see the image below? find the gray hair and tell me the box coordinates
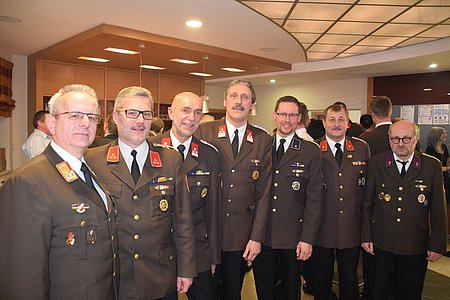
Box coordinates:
[224,79,256,104]
[48,84,98,115]
[114,86,154,110]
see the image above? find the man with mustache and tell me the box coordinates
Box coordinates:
[86,86,196,299]
[149,92,221,300]
[312,103,370,300]
[196,79,272,300]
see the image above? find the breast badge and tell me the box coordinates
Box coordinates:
[384,194,391,202]
[86,229,97,244]
[201,188,208,198]
[66,232,75,246]
[72,202,90,214]
[159,199,169,212]
[292,181,301,191]
[417,193,426,204]
[252,171,259,180]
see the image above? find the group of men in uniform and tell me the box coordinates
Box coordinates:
[0,79,447,300]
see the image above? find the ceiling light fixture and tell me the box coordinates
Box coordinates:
[190,72,212,77]
[428,63,438,68]
[222,67,246,73]
[104,47,138,55]
[186,20,203,28]
[140,65,166,70]
[270,79,276,83]
[78,56,110,63]
[423,88,432,91]
[170,58,199,64]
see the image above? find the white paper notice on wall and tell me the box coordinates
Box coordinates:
[433,104,449,125]
[400,105,415,123]
[418,105,433,125]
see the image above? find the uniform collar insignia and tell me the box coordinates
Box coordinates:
[246,129,254,143]
[191,142,199,158]
[218,125,227,138]
[345,139,355,151]
[150,151,162,167]
[386,153,394,168]
[291,137,301,150]
[107,145,120,163]
[161,137,171,146]
[320,140,328,152]
[56,161,78,182]
[411,153,421,169]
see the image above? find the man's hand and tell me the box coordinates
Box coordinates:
[296,241,312,261]
[177,277,193,293]
[211,264,216,275]
[361,242,374,255]
[427,251,442,262]
[242,240,261,262]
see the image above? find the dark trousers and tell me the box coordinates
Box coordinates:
[156,290,177,300]
[217,250,247,300]
[312,246,360,300]
[361,247,374,299]
[371,247,428,300]
[253,245,302,300]
[187,269,215,300]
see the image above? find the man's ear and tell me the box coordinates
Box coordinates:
[46,115,57,136]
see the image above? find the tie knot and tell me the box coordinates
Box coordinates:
[131,150,137,158]
[80,162,88,172]
[396,159,408,166]
[234,129,239,136]
[177,144,186,153]
[279,139,286,146]
[335,143,342,149]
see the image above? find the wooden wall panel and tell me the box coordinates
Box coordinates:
[159,75,183,104]
[105,69,139,99]
[75,66,105,99]
[141,73,158,100]
[43,62,76,95]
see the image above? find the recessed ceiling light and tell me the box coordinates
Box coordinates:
[186,20,203,28]
[104,47,138,55]
[0,15,21,23]
[260,47,277,52]
[221,67,245,73]
[78,56,110,63]
[189,72,212,77]
[428,63,438,68]
[423,88,432,91]
[270,79,276,83]
[170,58,199,65]
[139,65,166,70]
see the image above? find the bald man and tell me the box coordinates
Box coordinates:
[150,92,222,300]
[362,120,447,300]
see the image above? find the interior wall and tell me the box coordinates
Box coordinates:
[206,77,368,132]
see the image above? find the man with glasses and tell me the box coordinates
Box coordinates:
[0,84,119,299]
[150,92,221,300]
[361,120,447,300]
[86,86,196,299]
[195,79,272,300]
[312,103,370,300]
[252,96,322,300]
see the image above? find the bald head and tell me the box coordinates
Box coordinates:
[168,92,203,142]
[389,120,418,160]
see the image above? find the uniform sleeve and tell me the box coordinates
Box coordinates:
[428,161,448,255]
[205,152,222,265]
[300,146,323,244]
[173,162,198,277]
[361,158,376,243]
[250,134,272,243]
[0,175,52,300]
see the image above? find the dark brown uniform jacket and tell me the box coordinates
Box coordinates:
[360,124,391,156]
[0,146,119,300]
[361,151,447,255]
[315,136,370,249]
[195,119,272,251]
[267,135,323,248]
[86,140,196,299]
[149,133,222,272]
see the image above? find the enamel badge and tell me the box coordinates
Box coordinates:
[66,232,75,246]
[150,151,162,167]
[72,202,90,214]
[159,199,169,211]
[56,162,78,183]
[191,143,199,158]
[161,137,171,146]
[218,125,227,138]
[107,146,120,163]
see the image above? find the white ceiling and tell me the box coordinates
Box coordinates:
[1,0,450,87]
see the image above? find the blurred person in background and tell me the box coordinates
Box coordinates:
[22,109,52,159]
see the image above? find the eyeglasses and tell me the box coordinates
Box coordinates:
[55,111,101,124]
[275,112,300,119]
[118,109,154,120]
[390,136,413,144]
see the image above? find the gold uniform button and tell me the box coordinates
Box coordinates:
[338,173,342,177]
[339,185,344,189]
[398,186,403,191]
[111,235,115,240]
[134,253,139,260]
[339,210,344,214]
[134,214,140,221]
[113,254,116,258]
[133,195,138,200]
[231,169,236,173]
[169,255,174,260]
[108,218,111,222]
[134,234,139,240]
[398,197,402,201]
[230,184,234,188]
[227,199,232,202]
[226,213,230,217]
[113,272,116,276]
[339,197,344,202]
[274,182,278,187]
[273,196,278,200]
[396,218,401,222]
[275,170,280,174]
[80,220,86,227]
[197,181,201,186]
[299,219,303,222]
[397,207,402,212]
[272,208,277,212]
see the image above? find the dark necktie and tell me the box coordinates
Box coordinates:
[131,150,140,184]
[232,129,239,159]
[177,144,186,161]
[335,143,343,166]
[396,160,408,178]
[277,139,286,163]
[81,162,100,197]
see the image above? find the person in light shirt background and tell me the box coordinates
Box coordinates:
[22,109,52,159]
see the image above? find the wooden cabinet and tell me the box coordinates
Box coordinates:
[105,69,140,99]
[43,62,75,95]
[75,66,105,99]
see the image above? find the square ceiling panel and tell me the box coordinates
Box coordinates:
[285,20,334,33]
[342,5,408,22]
[317,34,365,45]
[357,35,410,46]
[396,37,438,46]
[241,1,293,19]
[309,43,350,52]
[393,6,450,24]
[307,52,340,61]
[417,25,450,37]
[345,45,390,54]
[373,23,432,36]
[292,32,323,43]
[358,0,418,4]
[289,3,352,20]
[328,21,384,35]
[418,0,450,6]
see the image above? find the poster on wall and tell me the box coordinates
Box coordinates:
[418,105,433,125]
[400,105,415,123]
[433,104,449,125]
